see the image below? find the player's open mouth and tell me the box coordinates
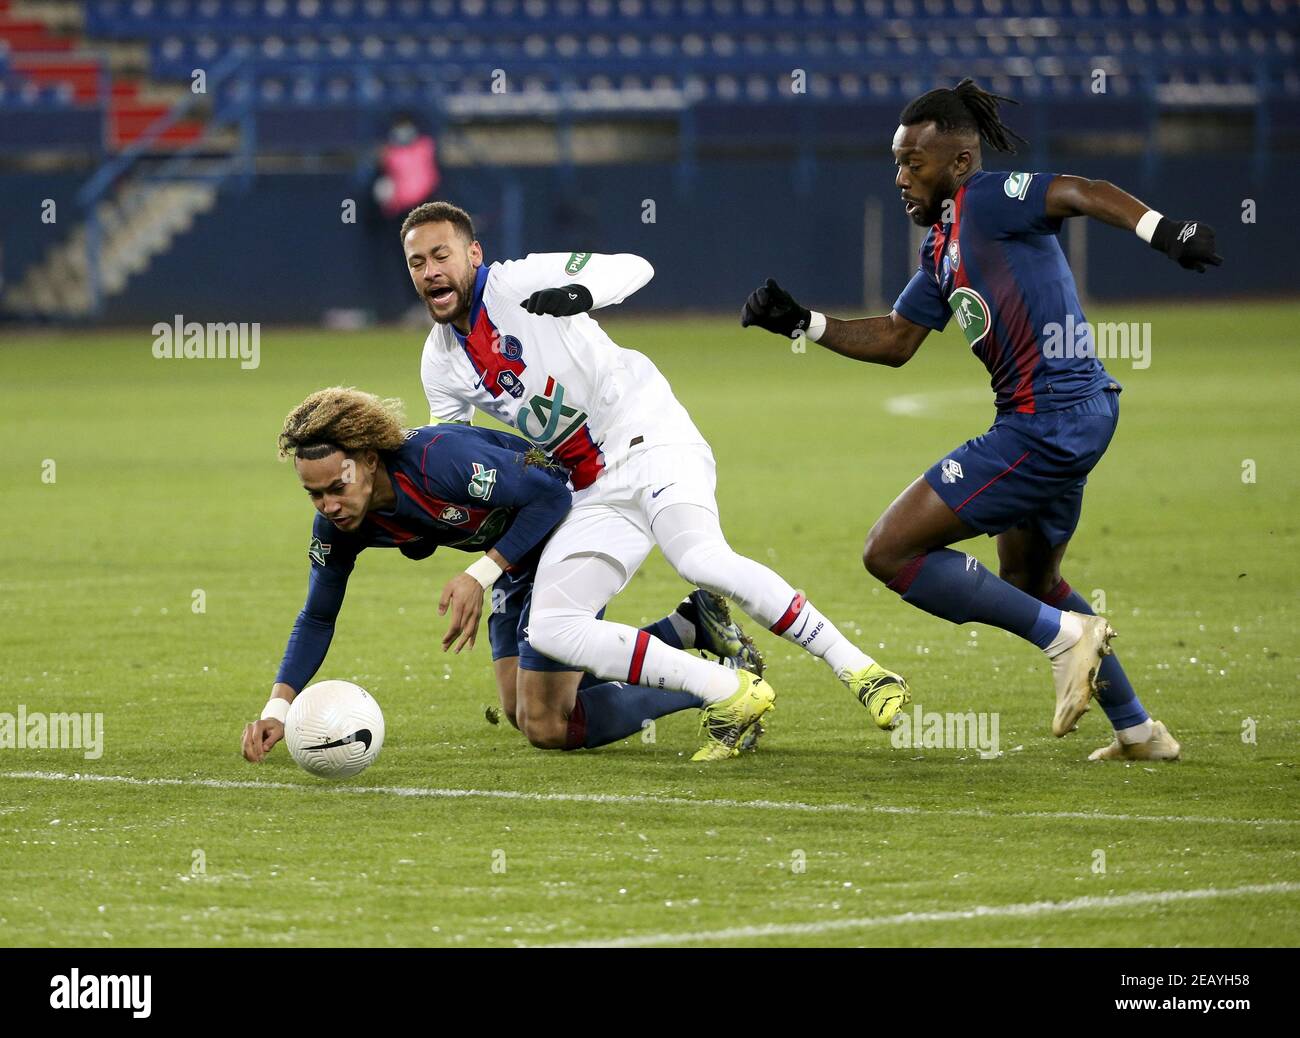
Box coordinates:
[903,199,921,216]
[427,286,455,306]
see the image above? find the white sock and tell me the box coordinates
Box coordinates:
[610,623,739,703]
[825,639,873,676]
[774,593,876,675]
[1117,719,1154,745]
[652,504,875,680]
[1044,611,1085,658]
[636,636,738,703]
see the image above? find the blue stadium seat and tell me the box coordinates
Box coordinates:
[79,0,1299,116]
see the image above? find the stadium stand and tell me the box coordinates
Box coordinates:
[1,0,1295,319]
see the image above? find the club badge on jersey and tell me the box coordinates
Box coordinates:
[499,334,524,361]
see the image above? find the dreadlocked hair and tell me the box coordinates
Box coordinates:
[899,77,1029,154]
[279,386,408,460]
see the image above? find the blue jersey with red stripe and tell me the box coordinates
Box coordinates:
[893,170,1117,413]
[335,423,569,565]
[274,423,571,692]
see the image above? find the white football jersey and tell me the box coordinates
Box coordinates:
[419,252,706,489]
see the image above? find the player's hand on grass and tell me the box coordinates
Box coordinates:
[439,572,485,653]
[242,719,283,763]
[520,284,594,317]
[741,277,812,337]
[1151,218,1223,273]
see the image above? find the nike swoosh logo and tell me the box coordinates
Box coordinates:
[651,483,676,498]
[305,729,373,752]
[791,617,808,639]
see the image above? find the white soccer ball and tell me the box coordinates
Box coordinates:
[284,680,385,779]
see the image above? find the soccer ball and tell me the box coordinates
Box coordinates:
[284,680,385,779]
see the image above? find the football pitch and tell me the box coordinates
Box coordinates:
[3,300,1297,948]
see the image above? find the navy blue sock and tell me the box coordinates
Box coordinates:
[565,681,702,750]
[577,612,685,691]
[1045,580,1149,731]
[642,612,687,650]
[888,548,1062,649]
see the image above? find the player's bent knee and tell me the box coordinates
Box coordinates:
[520,710,568,750]
[863,526,901,583]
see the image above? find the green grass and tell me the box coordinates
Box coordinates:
[2,301,1298,947]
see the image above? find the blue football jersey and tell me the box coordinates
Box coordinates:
[275,423,571,692]
[894,169,1118,413]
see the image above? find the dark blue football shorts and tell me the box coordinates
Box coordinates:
[487,563,606,673]
[924,388,1120,547]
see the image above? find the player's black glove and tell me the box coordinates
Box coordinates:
[740,277,811,337]
[1150,218,1223,273]
[520,284,593,317]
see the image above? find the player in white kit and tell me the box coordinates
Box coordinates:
[404,202,910,760]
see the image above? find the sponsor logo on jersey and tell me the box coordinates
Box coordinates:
[468,462,497,501]
[564,252,591,275]
[309,537,331,566]
[948,286,991,349]
[941,459,964,484]
[403,428,418,440]
[497,369,526,398]
[518,378,589,452]
[439,505,470,525]
[1003,171,1034,200]
[499,334,524,361]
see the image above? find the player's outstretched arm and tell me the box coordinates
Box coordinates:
[817,312,931,366]
[741,277,931,366]
[1046,175,1223,273]
[511,252,654,315]
[243,553,351,762]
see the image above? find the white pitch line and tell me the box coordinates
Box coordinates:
[883,386,989,417]
[3,769,1298,829]
[546,882,1300,948]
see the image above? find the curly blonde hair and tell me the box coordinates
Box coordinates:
[279,387,407,459]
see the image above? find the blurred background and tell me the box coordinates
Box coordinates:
[1,0,1295,326]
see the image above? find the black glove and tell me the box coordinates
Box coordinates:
[1150,218,1223,273]
[520,284,594,317]
[740,277,811,337]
